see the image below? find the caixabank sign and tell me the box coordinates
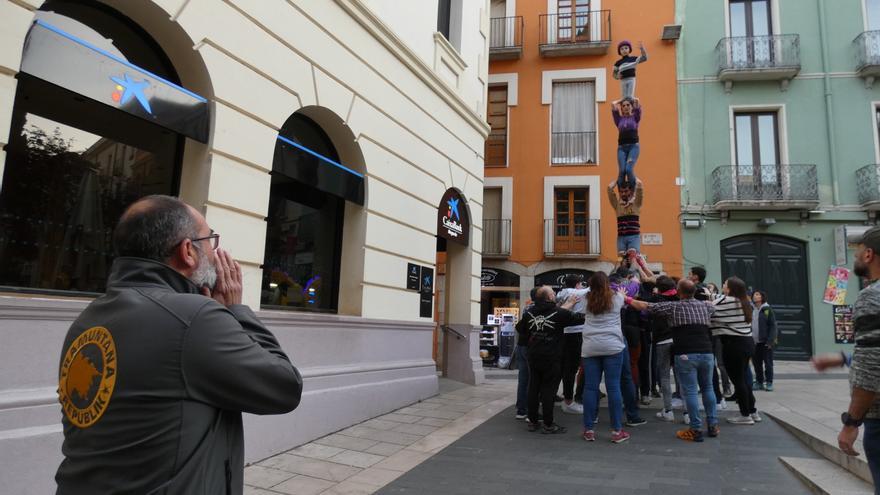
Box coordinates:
[437,188,470,245]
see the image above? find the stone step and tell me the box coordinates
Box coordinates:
[779,457,874,495]
[766,411,873,484]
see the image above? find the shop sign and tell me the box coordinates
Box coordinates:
[406,263,420,291]
[419,266,434,318]
[641,233,663,245]
[21,20,210,143]
[480,268,520,288]
[437,189,470,245]
[534,269,594,290]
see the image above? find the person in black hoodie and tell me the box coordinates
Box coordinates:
[517,286,584,433]
[647,276,679,421]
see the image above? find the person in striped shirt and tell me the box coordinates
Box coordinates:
[711,277,759,425]
[607,178,643,256]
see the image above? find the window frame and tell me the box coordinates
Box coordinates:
[485,84,509,167]
[553,187,590,255]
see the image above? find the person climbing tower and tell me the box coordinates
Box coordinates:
[608,178,644,257]
[613,40,648,99]
[612,97,642,189]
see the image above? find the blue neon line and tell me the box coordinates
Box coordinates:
[276,135,364,179]
[33,20,208,103]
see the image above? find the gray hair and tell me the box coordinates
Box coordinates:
[112,195,199,261]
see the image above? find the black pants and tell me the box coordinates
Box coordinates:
[561,333,582,401]
[721,335,756,416]
[754,342,774,384]
[528,358,561,427]
[638,329,652,397]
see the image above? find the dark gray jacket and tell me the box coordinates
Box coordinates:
[55,258,303,494]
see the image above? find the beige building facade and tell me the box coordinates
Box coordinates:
[0,0,489,492]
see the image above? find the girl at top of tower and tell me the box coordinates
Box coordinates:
[613,40,648,99]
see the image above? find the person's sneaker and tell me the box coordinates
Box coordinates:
[561,401,584,414]
[542,424,568,435]
[727,415,755,425]
[750,412,762,423]
[707,424,720,438]
[719,398,728,410]
[676,428,704,442]
[527,422,539,432]
[682,413,690,425]
[515,413,527,420]
[625,417,647,427]
[671,398,684,409]
[640,395,652,406]
[610,430,630,444]
[765,383,774,392]
[752,381,764,391]
[582,429,596,442]
[656,409,675,422]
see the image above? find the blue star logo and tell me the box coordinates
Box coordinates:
[446,198,460,221]
[110,74,153,114]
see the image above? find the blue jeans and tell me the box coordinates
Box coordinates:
[616,234,641,254]
[515,345,529,415]
[620,343,641,421]
[675,353,718,431]
[865,419,880,493]
[583,352,625,431]
[617,143,640,188]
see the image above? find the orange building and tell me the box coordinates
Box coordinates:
[480,0,683,321]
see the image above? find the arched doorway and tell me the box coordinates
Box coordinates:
[261,112,365,312]
[0,1,209,294]
[720,234,812,360]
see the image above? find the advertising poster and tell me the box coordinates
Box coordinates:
[833,305,855,344]
[822,266,849,305]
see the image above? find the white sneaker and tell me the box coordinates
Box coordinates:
[727,415,755,425]
[750,412,762,423]
[561,402,584,414]
[656,410,674,422]
[640,395,652,406]
[515,413,527,420]
[671,398,684,409]
[682,413,690,425]
[719,399,728,410]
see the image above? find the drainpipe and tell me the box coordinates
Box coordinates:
[817,0,840,205]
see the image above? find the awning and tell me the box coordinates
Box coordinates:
[273,135,365,205]
[20,20,210,143]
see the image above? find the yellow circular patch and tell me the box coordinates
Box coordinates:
[58,326,117,428]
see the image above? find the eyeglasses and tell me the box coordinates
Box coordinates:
[191,232,220,250]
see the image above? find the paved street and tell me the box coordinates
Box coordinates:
[243,362,871,495]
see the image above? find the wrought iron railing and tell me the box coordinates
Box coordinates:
[482,219,511,256]
[551,131,596,165]
[539,11,611,46]
[710,165,818,204]
[716,34,800,72]
[544,218,600,257]
[854,31,880,72]
[489,16,523,50]
[856,164,880,204]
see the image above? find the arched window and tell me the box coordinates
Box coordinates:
[0,0,208,294]
[262,113,364,312]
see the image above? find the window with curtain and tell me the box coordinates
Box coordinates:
[551,81,596,165]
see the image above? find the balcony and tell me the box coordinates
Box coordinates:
[489,16,523,61]
[710,165,819,210]
[551,131,596,165]
[482,219,511,257]
[854,31,880,88]
[716,34,800,92]
[856,164,880,210]
[539,11,611,57]
[544,219,601,258]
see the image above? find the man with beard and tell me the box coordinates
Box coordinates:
[813,226,880,491]
[55,195,303,495]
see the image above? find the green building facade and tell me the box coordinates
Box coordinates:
[676,0,880,359]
